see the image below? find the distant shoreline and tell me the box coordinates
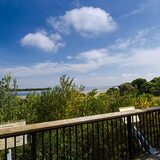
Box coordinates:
[16,86,114,97]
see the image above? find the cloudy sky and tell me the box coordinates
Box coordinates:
[0,0,160,87]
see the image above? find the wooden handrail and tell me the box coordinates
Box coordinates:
[0,107,159,138]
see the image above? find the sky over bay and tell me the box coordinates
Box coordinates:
[0,0,160,87]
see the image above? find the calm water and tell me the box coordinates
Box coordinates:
[17,91,41,96]
[17,86,113,96]
[84,86,111,93]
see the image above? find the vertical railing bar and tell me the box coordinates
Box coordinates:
[124,117,128,158]
[81,124,84,160]
[49,130,52,160]
[127,116,132,159]
[75,125,78,160]
[69,127,72,160]
[135,114,139,154]
[87,123,89,160]
[140,114,143,152]
[14,136,16,160]
[149,113,153,146]
[102,121,105,160]
[142,113,146,152]
[146,113,149,151]
[56,129,59,160]
[115,119,118,158]
[140,113,145,153]
[42,131,44,160]
[152,112,156,146]
[31,132,36,160]
[151,112,154,146]
[120,118,123,159]
[106,120,110,160]
[92,123,95,160]
[158,111,160,147]
[62,128,65,160]
[97,122,100,160]
[111,119,114,157]
[155,111,159,147]
[131,116,135,155]
[23,134,25,160]
[5,138,7,160]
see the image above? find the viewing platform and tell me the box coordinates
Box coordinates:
[0,107,159,159]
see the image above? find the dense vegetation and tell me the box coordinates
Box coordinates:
[0,74,160,159]
[0,74,160,124]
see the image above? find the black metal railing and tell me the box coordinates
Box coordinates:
[0,107,159,160]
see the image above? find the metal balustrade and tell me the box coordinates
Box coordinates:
[0,107,159,160]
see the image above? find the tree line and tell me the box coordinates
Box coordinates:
[0,74,160,124]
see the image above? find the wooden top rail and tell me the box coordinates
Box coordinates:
[0,107,159,138]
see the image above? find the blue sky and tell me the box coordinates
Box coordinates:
[0,0,160,87]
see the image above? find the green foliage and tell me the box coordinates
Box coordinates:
[134,93,158,108]
[140,82,152,94]
[118,82,137,96]
[140,77,160,96]
[106,87,120,96]
[149,77,160,96]
[0,74,19,122]
[131,78,147,93]
[0,74,160,125]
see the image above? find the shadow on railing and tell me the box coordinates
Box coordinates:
[0,107,159,160]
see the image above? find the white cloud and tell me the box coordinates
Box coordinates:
[111,38,132,49]
[110,28,150,50]
[122,73,140,78]
[76,49,124,69]
[126,47,160,67]
[1,43,160,87]
[147,73,155,77]
[66,49,124,72]
[119,0,158,19]
[20,31,65,52]
[47,7,117,36]
[66,56,73,60]
[0,49,124,77]
[77,49,107,61]
[1,46,160,78]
